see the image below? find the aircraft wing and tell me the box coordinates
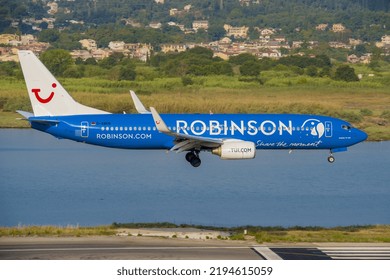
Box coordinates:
[150,107,223,152]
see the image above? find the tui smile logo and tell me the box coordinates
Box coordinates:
[32,83,56,103]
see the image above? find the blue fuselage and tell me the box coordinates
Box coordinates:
[30,113,367,151]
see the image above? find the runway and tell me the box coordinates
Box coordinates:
[0,237,261,260]
[1,237,390,260]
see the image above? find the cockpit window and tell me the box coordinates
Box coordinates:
[342,124,352,130]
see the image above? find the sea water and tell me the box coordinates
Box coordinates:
[0,129,389,227]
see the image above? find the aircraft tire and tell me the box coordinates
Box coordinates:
[186,152,195,162]
[327,155,335,163]
[190,157,201,167]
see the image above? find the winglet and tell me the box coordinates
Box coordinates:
[130,90,150,114]
[150,107,172,134]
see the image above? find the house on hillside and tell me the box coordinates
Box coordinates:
[149,22,162,29]
[161,44,187,53]
[329,41,350,49]
[376,35,390,48]
[332,23,346,33]
[21,35,37,45]
[108,41,125,52]
[70,50,92,61]
[0,34,19,45]
[349,38,363,46]
[316,24,328,31]
[224,24,249,39]
[125,43,153,62]
[257,49,281,58]
[47,2,58,15]
[193,20,209,32]
[91,49,111,60]
[79,39,97,51]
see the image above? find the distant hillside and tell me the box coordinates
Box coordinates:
[0,0,388,42]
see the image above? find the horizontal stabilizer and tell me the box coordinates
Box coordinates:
[30,119,60,125]
[16,110,34,119]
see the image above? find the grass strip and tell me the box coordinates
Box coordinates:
[1,223,389,243]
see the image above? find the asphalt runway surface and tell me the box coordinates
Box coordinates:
[1,237,390,260]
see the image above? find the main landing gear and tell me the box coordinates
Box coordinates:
[186,151,201,167]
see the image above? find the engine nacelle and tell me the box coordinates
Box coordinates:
[212,141,256,160]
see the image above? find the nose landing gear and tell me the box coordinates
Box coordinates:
[186,151,201,167]
[327,154,335,163]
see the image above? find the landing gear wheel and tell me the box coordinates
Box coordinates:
[185,151,201,167]
[327,155,335,163]
[185,152,195,162]
[190,157,201,167]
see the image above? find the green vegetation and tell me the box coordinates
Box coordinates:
[1,48,389,140]
[1,72,389,140]
[2,223,389,243]
[0,225,115,237]
[233,225,390,243]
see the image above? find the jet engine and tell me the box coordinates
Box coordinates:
[212,141,256,160]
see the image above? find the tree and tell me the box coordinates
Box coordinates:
[39,21,48,30]
[334,65,359,82]
[63,66,84,78]
[40,49,73,76]
[118,66,136,81]
[354,44,367,57]
[306,66,318,77]
[208,24,226,41]
[240,61,261,76]
[0,61,18,77]
[99,53,124,69]
[38,29,60,43]
[210,61,234,76]
[187,47,214,59]
[229,53,257,65]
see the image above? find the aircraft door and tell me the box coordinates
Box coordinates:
[81,121,89,138]
[325,121,332,137]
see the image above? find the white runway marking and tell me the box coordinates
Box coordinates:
[252,247,282,260]
[319,247,390,260]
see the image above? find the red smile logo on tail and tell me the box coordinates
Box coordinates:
[32,83,56,103]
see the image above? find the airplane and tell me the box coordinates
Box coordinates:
[17,50,368,167]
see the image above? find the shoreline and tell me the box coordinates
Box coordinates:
[1,225,389,243]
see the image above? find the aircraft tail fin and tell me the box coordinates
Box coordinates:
[18,50,109,117]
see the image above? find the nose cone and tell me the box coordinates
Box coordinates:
[354,128,368,144]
